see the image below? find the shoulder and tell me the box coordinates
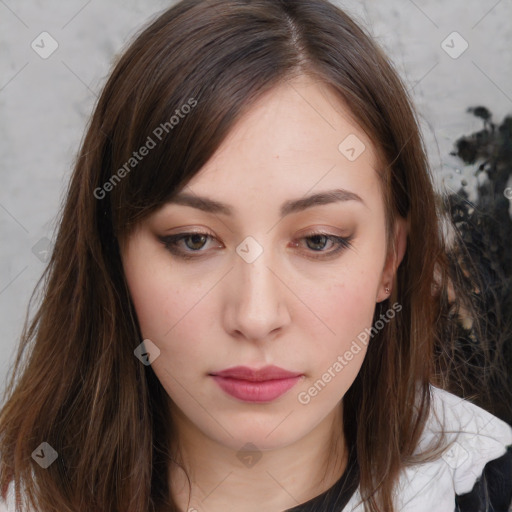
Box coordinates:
[393,384,512,512]
[342,384,512,512]
[426,385,512,488]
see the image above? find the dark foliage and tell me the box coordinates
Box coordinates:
[439,107,512,425]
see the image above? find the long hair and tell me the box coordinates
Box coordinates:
[0,1,503,511]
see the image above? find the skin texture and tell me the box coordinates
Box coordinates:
[120,75,407,511]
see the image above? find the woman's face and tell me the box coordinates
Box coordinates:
[121,75,405,453]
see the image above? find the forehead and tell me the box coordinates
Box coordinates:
[182,76,382,207]
[188,76,377,186]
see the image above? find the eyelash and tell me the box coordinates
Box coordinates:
[158,230,353,260]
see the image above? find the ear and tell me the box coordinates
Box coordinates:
[376,216,408,303]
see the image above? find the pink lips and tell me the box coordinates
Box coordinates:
[210,365,303,403]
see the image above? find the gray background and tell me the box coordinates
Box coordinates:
[1,0,512,397]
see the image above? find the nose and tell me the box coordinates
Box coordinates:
[223,247,291,342]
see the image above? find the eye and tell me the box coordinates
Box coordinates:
[158,230,353,260]
[292,231,354,260]
[158,231,219,260]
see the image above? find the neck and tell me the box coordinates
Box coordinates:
[167,402,348,512]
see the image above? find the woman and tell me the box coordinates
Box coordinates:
[0,1,511,511]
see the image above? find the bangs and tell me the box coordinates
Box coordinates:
[85,0,406,245]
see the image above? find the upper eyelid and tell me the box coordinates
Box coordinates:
[159,230,353,254]
[161,229,349,241]
[161,224,351,237]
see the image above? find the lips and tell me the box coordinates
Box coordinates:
[209,365,304,402]
[210,365,303,381]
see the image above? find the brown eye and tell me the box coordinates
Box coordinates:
[158,231,353,261]
[296,232,354,259]
[158,231,218,259]
[305,234,331,251]
[181,233,209,251]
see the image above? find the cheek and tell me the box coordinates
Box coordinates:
[127,272,211,354]
[122,233,204,340]
[294,278,377,409]
[122,245,218,375]
[298,240,386,386]
[307,276,375,365]
[311,253,384,339]
[124,269,172,340]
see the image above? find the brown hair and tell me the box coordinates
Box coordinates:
[0,1,505,511]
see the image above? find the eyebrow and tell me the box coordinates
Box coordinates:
[166,188,366,218]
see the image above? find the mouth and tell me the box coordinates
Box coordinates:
[209,365,304,403]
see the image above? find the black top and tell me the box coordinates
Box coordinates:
[284,445,359,512]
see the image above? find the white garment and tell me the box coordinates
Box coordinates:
[1,384,511,511]
[342,385,512,512]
